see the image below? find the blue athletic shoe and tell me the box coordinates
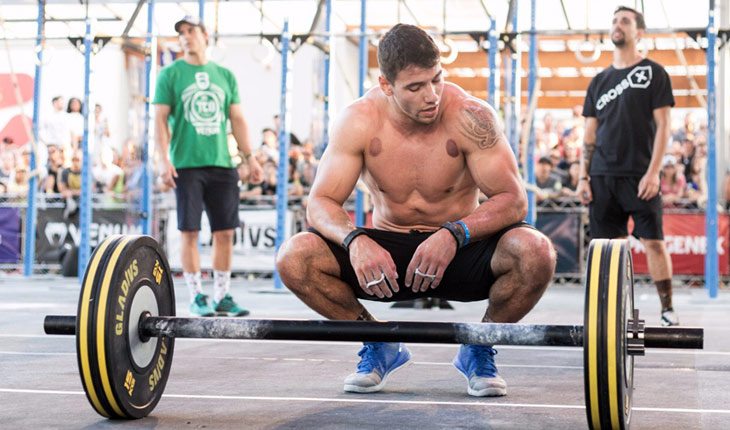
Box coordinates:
[343,342,412,393]
[453,344,507,397]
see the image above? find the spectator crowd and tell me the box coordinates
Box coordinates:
[530,108,720,210]
[2,99,728,212]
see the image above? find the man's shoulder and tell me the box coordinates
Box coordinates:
[343,93,382,126]
[642,57,666,70]
[443,88,499,128]
[207,61,234,75]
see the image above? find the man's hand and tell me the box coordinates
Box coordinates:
[576,179,592,205]
[406,229,457,293]
[247,156,264,184]
[638,171,660,200]
[349,235,399,299]
[160,159,178,189]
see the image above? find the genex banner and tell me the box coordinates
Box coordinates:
[164,209,298,272]
[36,208,142,263]
[629,214,730,275]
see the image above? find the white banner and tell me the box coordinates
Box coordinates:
[165,209,298,272]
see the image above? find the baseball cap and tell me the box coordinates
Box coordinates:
[175,15,206,33]
[662,154,677,167]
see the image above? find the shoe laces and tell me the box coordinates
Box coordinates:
[355,343,383,373]
[470,345,498,376]
[219,295,233,306]
[194,294,209,307]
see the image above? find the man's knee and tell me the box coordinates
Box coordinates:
[180,231,199,246]
[500,229,556,285]
[276,232,326,286]
[641,238,666,255]
[212,229,234,243]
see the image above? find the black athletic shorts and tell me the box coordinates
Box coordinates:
[310,222,533,302]
[589,175,664,240]
[174,167,240,232]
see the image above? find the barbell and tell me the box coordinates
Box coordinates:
[43,235,703,429]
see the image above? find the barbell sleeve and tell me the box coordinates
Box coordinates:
[44,315,703,349]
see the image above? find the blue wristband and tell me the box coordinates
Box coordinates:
[454,220,470,246]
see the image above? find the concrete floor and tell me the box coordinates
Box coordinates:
[0,276,728,429]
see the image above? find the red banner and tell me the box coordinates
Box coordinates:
[629,214,729,275]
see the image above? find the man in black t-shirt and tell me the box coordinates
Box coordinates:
[577,6,679,326]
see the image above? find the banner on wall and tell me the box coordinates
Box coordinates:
[629,214,730,275]
[0,207,21,263]
[164,209,299,272]
[35,208,142,263]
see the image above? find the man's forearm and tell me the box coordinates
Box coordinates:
[648,127,671,176]
[306,197,359,245]
[155,119,171,162]
[581,141,596,178]
[231,117,254,157]
[461,192,527,242]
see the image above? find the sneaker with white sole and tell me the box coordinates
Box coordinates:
[453,344,507,397]
[189,293,215,317]
[343,342,412,393]
[213,294,250,317]
[661,308,680,326]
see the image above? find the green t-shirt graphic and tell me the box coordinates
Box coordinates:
[153,59,240,169]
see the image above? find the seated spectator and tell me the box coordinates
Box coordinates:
[535,156,562,202]
[261,160,278,196]
[5,165,29,196]
[298,142,319,188]
[679,136,695,176]
[660,155,686,206]
[93,147,124,196]
[686,142,708,208]
[256,128,279,164]
[43,144,64,194]
[288,157,304,198]
[561,161,581,197]
[58,150,83,218]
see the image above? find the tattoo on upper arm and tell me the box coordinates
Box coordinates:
[458,103,500,150]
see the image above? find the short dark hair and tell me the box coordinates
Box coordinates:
[51,96,62,103]
[538,156,553,166]
[615,6,646,30]
[377,24,440,83]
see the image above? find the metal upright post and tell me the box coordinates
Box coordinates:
[273,21,292,290]
[198,0,205,22]
[508,0,520,156]
[321,0,332,151]
[355,0,367,227]
[705,1,719,298]
[526,0,537,225]
[140,0,155,235]
[24,0,45,277]
[78,18,94,278]
[487,17,497,108]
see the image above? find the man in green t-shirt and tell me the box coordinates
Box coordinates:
[154,15,263,317]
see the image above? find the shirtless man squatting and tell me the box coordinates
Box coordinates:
[276,24,556,397]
